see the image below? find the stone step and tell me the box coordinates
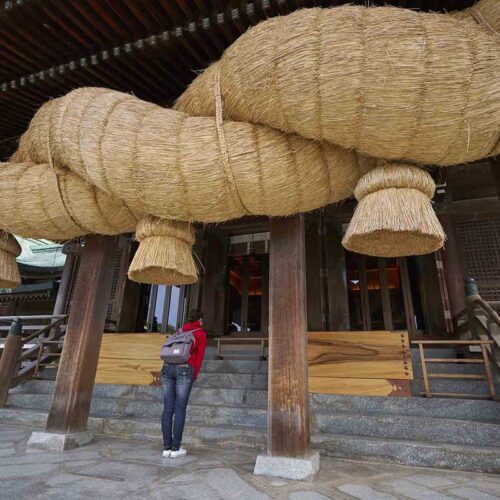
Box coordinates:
[195,372,268,390]
[0,407,266,452]
[312,413,500,447]
[311,393,500,422]
[9,391,499,447]
[12,380,499,422]
[411,378,499,397]
[201,359,268,374]
[7,393,268,428]
[2,406,499,473]
[312,433,500,474]
[411,361,486,377]
[11,381,268,408]
[410,348,458,360]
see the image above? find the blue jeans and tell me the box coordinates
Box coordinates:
[161,363,194,451]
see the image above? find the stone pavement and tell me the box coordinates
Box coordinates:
[0,424,499,500]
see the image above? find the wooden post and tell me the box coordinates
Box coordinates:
[439,214,465,320]
[324,219,350,331]
[52,253,78,316]
[0,319,23,407]
[268,214,310,457]
[46,235,119,434]
[201,231,228,336]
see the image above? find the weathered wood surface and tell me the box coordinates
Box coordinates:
[47,235,119,434]
[96,334,164,386]
[309,377,411,397]
[202,231,229,337]
[308,331,412,379]
[0,331,22,406]
[268,214,310,457]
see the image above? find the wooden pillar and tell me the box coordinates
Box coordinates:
[324,219,350,331]
[201,231,228,336]
[305,215,325,331]
[439,214,466,319]
[52,252,78,316]
[46,235,119,434]
[268,214,310,457]
[0,319,23,407]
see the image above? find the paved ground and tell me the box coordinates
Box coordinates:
[0,425,499,500]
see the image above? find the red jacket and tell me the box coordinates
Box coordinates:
[182,320,207,381]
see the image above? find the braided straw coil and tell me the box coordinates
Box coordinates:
[0,0,499,284]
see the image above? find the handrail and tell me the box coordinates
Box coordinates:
[468,296,500,329]
[0,314,67,324]
[411,338,496,399]
[19,316,67,345]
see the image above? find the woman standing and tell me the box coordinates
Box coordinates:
[161,309,207,458]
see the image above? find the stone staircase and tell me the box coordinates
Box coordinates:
[1,351,499,473]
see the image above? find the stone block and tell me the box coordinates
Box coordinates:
[26,430,94,452]
[253,451,320,481]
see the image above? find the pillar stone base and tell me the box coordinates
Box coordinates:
[253,451,320,481]
[27,430,94,452]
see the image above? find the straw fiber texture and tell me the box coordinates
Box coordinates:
[343,163,445,257]
[128,216,198,284]
[0,232,21,288]
[0,0,498,283]
[177,3,500,165]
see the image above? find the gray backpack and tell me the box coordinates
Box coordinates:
[160,329,196,364]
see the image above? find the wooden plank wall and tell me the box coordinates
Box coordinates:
[96,331,413,396]
[308,331,413,397]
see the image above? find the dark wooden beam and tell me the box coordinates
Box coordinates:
[324,219,350,330]
[439,214,466,320]
[268,214,310,457]
[305,215,325,331]
[201,231,228,336]
[46,235,119,434]
[52,253,79,316]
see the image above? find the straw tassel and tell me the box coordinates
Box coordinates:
[0,232,22,288]
[342,163,445,257]
[128,216,198,285]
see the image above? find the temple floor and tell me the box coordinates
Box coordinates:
[0,424,499,500]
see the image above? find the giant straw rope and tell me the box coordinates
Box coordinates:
[0,0,499,286]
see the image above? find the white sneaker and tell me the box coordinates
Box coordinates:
[170,448,187,458]
[162,450,171,458]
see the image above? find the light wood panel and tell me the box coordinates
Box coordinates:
[96,334,164,386]
[308,331,412,396]
[309,377,411,397]
[95,331,413,398]
[308,331,413,380]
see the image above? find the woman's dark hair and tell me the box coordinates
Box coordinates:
[187,309,203,322]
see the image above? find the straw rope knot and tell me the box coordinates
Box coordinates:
[469,6,499,38]
[213,66,253,216]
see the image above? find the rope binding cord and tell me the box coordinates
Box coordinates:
[213,67,253,216]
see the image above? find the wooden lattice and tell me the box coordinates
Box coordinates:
[457,218,500,301]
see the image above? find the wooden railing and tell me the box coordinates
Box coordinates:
[412,339,496,399]
[0,315,68,405]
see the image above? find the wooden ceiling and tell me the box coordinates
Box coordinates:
[0,0,476,158]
